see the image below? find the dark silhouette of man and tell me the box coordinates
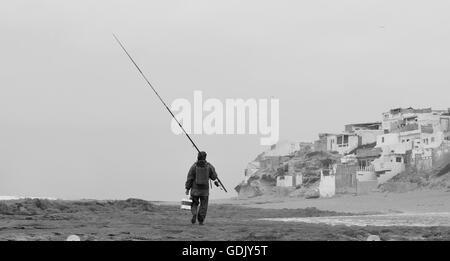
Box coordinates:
[185,151,219,225]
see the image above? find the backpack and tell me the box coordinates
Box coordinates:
[195,164,210,185]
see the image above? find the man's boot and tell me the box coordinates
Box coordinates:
[191,215,197,224]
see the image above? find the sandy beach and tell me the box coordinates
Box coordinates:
[1,190,450,241]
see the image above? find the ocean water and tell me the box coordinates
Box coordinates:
[261,212,450,227]
[0,196,57,201]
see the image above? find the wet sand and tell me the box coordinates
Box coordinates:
[216,189,450,214]
[263,212,450,227]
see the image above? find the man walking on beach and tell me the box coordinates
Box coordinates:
[185,151,219,225]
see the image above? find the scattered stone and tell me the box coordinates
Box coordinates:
[305,190,320,199]
[66,235,81,241]
[366,235,381,241]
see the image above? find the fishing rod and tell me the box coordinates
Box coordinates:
[113,34,228,193]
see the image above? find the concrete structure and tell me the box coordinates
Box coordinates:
[356,147,382,168]
[376,132,412,158]
[345,122,382,132]
[381,107,433,132]
[286,160,303,186]
[265,140,300,157]
[376,162,405,184]
[377,132,401,147]
[327,133,359,155]
[413,140,450,172]
[414,156,433,172]
[355,129,385,145]
[241,106,450,198]
[335,164,357,194]
[382,107,450,134]
[439,117,450,133]
[373,153,406,170]
[367,131,409,184]
[412,131,445,160]
[323,163,377,196]
[276,175,294,187]
[259,155,291,169]
[341,154,357,164]
[276,171,302,187]
[295,173,303,186]
[433,141,450,160]
[416,112,450,133]
[399,129,421,144]
[375,110,449,184]
[314,133,335,152]
[355,165,379,195]
[319,168,335,198]
[356,166,377,181]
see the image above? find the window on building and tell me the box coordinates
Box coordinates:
[337,136,343,144]
[343,135,349,144]
[431,137,435,143]
[441,118,449,132]
[396,157,402,163]
[382,137,385,143]
[360,160,367,168]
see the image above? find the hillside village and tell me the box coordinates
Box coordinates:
[235,107,450,199]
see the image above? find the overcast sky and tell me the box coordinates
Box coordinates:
[1,0,449,201]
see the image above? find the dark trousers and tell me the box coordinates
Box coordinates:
[191,195,209,222]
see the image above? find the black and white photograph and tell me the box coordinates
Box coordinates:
[1,0,450,251]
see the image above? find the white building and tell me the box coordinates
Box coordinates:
[319,168,335,198]
[355,129,385,145]
[412,131,446,159]
[276,172,303,187]
[276,175,294,187]
[326,133,359,155]
[381,107,450,134]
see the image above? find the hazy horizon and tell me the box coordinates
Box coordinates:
[1,0,450,201]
